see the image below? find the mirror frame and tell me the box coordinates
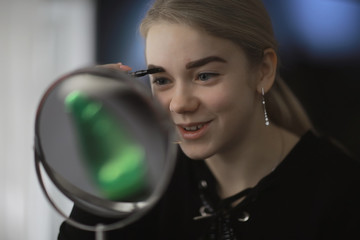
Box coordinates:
[34,67,178,232]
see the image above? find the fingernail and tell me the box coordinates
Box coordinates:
[119,65,132,71]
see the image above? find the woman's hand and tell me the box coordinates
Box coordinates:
[97,62,132,72]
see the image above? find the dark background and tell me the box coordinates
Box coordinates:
[95,0,360,159]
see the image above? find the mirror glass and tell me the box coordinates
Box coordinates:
[35,68,177,219]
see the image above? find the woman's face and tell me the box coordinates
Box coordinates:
[145,23,262,160]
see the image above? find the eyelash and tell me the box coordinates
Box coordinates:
[151,72,220,87]
[152,77,171,86]
[196,72,219,81]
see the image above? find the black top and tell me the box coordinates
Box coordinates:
[58,131,360,240]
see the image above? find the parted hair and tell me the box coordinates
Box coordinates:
[140,0,312,136]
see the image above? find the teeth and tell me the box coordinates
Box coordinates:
[184,124,204,131]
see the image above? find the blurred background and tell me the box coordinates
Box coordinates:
[0,0,359,239]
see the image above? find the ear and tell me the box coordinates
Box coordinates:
[256,48,277,94]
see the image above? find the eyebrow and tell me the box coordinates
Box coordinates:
[147,56,227,73]
[185,56,227,69]
[147,64,164,72]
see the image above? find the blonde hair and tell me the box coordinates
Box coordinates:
[140,0,312,136]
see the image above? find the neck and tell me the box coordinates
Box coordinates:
[205,124,299,199]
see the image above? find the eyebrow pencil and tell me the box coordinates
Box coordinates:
[129,68,164,78]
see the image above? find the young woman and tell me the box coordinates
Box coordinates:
[59,0,360,239]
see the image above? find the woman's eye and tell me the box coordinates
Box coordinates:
[197,73,219,81]
[152,77,170,86]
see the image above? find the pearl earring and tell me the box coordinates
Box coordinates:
[261,88,270,126]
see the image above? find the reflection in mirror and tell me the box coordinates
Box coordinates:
[34,67,177,237]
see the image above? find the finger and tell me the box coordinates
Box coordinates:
[96,62,133,72]
[117,63,132,71]
[96,63,120,70]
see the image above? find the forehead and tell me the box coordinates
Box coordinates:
[145,22,243,65]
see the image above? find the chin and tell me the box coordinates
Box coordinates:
[180,145,213,160]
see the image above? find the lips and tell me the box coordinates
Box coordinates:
[177,121,211,140]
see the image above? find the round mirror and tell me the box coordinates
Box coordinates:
[34,67,177,233]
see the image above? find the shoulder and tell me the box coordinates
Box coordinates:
[307,131,360,180]
[292,131,360,204]
[289,131,360,174]
[308,132,360,237]
[278,130,360,196]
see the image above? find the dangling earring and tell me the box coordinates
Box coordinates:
[261,88,270,126]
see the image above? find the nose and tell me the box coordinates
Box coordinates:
[169,85,199,114]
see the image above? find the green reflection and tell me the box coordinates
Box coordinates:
[65,91,147,201]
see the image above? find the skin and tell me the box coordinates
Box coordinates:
[146,23,268,160]
[111,22,299,199]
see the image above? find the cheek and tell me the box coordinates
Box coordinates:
[203,91,232,112]
[201,82,245,112]
[153,92,171,111]
[202,83,255,120]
